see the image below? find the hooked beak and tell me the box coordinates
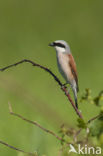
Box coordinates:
[48,42,54,47]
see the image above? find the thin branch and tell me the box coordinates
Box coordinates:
[0,59,83,119]
[8,102,70,144]
[87,114,103,124]
[0,140,34,156]
[73,128,82,143]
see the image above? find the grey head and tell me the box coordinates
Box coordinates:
[49,40,71,54]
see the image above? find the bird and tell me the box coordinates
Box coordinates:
[49,40,79,108]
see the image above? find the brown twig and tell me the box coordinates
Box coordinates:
[0,140,35,156]
[0,59,83,119]
[87,114,103,124]
[73,128,82,143]
[8,102,69,144]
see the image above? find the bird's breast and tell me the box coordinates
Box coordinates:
[56,52,73,82]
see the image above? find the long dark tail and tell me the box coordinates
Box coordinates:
[72,87,78,109]
[75,97,78,109]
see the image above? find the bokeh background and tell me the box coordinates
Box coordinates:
[0,0,103,155]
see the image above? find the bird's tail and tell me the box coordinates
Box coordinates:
[72,87,78,109]
[75,97,78,109]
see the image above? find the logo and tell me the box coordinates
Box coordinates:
[69,144,102,155]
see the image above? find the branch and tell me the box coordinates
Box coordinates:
[73,128,82,142]
[8,102,70,144]
[0,59,83,119]
[0,140,35,156]
[87,114,103,124]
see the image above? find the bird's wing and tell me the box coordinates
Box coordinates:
[68,54,79,92]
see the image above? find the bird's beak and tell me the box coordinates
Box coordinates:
[48,42,54,47]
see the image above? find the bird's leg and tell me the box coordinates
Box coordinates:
[61,83,71,96]
[61,83,68,91]
[62,82,68,88]
[68,86,70,93]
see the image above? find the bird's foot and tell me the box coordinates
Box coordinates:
[62,83,68,89]
[61,83,68,89]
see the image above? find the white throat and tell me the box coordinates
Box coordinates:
[55,46,65,53]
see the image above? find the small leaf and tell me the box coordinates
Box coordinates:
[77,118,87,129]
[89,116,103,137]
[99,133,103,145]
[101,106,103,113]
[80,88,92,103]
[93,90,103,106]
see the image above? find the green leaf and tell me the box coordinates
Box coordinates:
[77,118,87,129]
[89,116,103,137]
[93,90,103,106]
[80,88,92,103]
[99,133,103,145]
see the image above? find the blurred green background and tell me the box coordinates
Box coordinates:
[0,0,103,155]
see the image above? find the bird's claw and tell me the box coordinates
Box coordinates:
[61,83,68,89]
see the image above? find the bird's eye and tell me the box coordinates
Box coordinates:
[54,42,65,48]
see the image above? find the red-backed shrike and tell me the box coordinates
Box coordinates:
[49,40,79,108]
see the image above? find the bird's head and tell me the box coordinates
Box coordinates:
[49,40,70,53]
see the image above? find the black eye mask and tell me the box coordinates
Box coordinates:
[53,42,65,48]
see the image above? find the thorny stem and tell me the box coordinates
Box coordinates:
[0,140,34,156]
[8,102,70,144]
[0,60,102,154]
[87,114,103,124]
[0,59,83,119]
